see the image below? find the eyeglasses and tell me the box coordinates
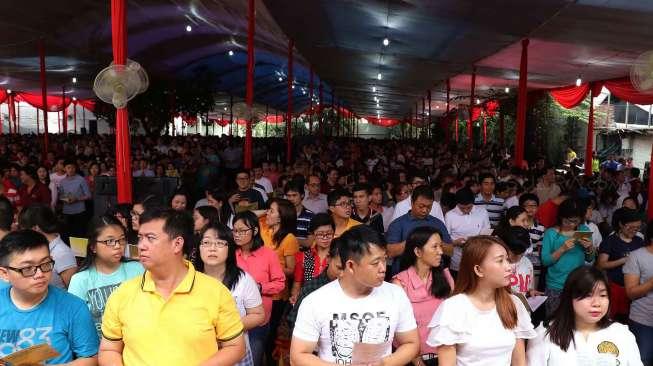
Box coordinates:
[200,240,229,248]
[314,231,334,239]
[97,236,127,248]
[623,223,641,231]
[334,201,353,208]
[130,211,142,218]
[232,228,253,236]
[5,260,56,277]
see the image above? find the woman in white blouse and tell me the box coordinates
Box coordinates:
[427,235,536,366]
[527,265,642,366]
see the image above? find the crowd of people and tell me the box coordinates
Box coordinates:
[0,131,652,366]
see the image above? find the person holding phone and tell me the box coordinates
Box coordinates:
[541,198,596,318]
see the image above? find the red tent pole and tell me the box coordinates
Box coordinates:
[8,94,16,134]
[57,111,61,133]
[36,108,40,135]
[61,86,68,136]
[112,0,133,203]
[309,66,314,134]
[286,39,294,164]
[445,79,450,145]
[514,38,529,167]
[16,100,20,134]
[584,83,596,176]
[468,66,476,155]
[243,0,255,169]
[38,39,49,155]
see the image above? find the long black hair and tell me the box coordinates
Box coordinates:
[399,226,451,298]
[546,266,612,351]
[78,215,132,272]
[268,198,297,248]
[197,222,244,291]
[232,210,264,251]
[207,189,234,227]
[494,206,527,235]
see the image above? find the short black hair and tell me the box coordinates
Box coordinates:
[0,230,50,266]
[351,183,372,195]
[328,188,352,207]
[309,213,335,233]
[139,208,194,254]
[337,225,386,266]
[19,166,38,181]
[284,180,305,197]
[478,172,496,184]
[411,185,434,202]
[455,188,475,205]
[495,226,531,256]
[519,193,539,206]
[0,196,13,231]
[18,204,60,234]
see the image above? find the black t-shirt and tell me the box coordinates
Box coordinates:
[599,234,646,286]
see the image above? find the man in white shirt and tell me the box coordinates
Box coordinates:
[446,188,491,275]
[253,166,273,196]
[390,175,444,223]
[535,168,561,205]
[290,225,419,365]
[302,174,328,214]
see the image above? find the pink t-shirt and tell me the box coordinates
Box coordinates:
[236,246,286,324]
[393,266,454,355]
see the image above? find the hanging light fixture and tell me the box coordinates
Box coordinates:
[504,86,509,93]
[228,50,234,56]
[382,38,389,46]
[576,75,582,87]
[72,77,77,84]
[185,25,192,32]
[372,86,377,92]
[377,73,382,80]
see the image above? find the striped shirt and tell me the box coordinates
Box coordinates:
[296,207,314,240]
[526,221,545,268]
[474,194,505,228]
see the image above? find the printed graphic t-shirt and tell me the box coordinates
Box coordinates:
[68,261,145,336]
[293,280,417,364]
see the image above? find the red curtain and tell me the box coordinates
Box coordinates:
[550,83,591,109]
[550,77,653,108]
[603,78,653,104]
[0,90,7,104]
[15,92,72,112]
[264,115,284,124]
[77,99,95,112]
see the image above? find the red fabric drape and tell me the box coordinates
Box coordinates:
[77,99,95,112]
[550,77,653,109]
[8,94,16,134]
[62,100,68,136]
[0,89,7,104]
[15,92,72,112]
[550,83,591,109]
[36,109,39,135]
[286,39,294,163]
[112,0,132,203]
[243,0,255,169]
[514,38,529,167]
[366,116,400,127]
[455,110,460,142]
[603,78,653,104]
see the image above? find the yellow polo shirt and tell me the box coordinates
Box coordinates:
[101,261,243,366]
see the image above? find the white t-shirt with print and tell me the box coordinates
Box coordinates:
[293,280,417,364]
[427,293,536,366]
[509,256,534,295]
[527,322,642,366]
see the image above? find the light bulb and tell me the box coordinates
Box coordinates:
[224,107,227,111]
[72,96,77,101]
[292,85,295,89]
[383,38,389,46]
[6,89,11,94]
[372,86,376,92]
[575,76,582,86]
[377,73,382,80]
[72,77,77,84]
[186,25,192,32]
[228,50,234,56]
[505,87,509,93]
[278,77,283,82]
[476,98,481,104]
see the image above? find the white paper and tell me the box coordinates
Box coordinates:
[351,341,389,364]
[527,295,547,312]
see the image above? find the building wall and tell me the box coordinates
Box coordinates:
[631,134,652,170]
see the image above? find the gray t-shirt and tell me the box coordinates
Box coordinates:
[49,236,78,289]
[623,247,653,327]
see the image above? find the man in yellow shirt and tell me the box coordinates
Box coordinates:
[99,208,245,366]
[327,188,361,238]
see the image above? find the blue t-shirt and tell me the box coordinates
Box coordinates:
[68,261,145,336]
[0,285,98,364]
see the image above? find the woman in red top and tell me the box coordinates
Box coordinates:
[18,166,51,208]
[290,213,334,303]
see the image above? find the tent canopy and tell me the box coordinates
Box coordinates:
[2,0,653,119]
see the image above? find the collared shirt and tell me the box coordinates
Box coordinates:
[302,193,328,214]
[351,208,385,237]
[296,207,314,240]
[474,193,505,228]
[287,271,331,328]
[101,261,244,366]
[445,205,491,271]
[236,246,286,324]
[59,174,91,214]
[334,217,362,238]
[386,211,452,245]
[294,246,329,288]
[390,196,445,223]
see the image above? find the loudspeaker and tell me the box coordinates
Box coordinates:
[93,176,179,217]
[89,119,97,135]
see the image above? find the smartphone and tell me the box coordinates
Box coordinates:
[573,231,593,241]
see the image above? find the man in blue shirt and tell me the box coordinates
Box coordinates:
[0,230,98,364]
[386,185,452,275]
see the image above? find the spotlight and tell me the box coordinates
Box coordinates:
[185,25,192,32]
[377,73,382,80]
[576,75,582,87]
[382,38,389,46]
[228,50,234,56]
[504,87,509,93]
[72,77,77,84]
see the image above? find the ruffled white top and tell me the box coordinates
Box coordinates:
[426,293,536,366]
